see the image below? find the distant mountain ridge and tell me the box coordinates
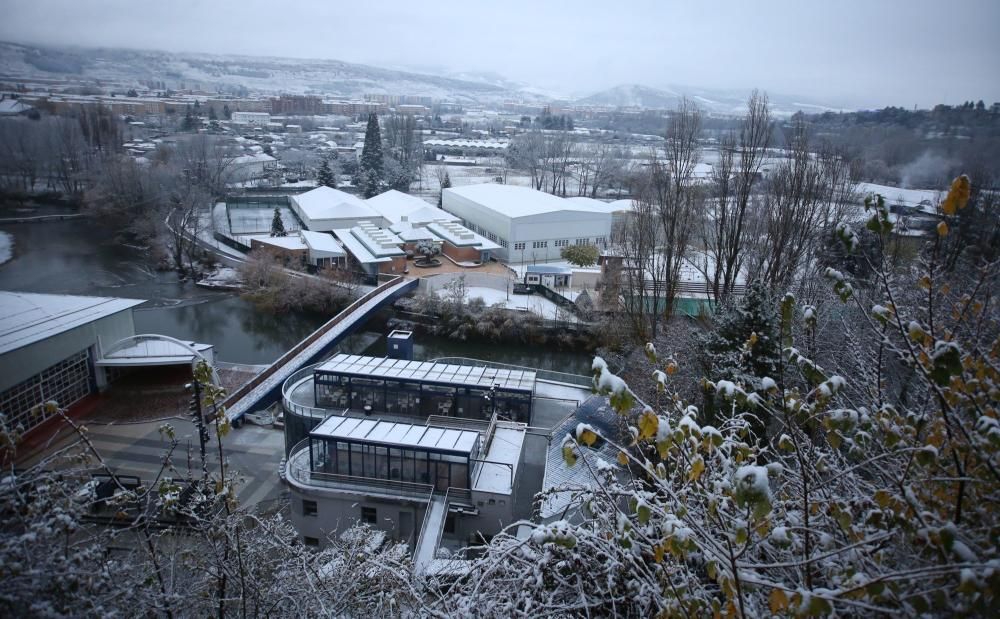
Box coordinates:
[576,83,846,116]
[0,41,849,114]
[0,41,529,104]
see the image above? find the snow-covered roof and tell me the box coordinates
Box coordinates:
[300,230,345,256]
[0,291,144,356]
[567,196,633,214]
[424,138,509,149]
[97,337,212,367]
[446,184,611,218]
[540,396,624,520]
[293,186,380,221]
[232,153,277,165]
[426,220,501,250]
[316,354,536,392]
[310,415,480,454]
[332,224,404,264]
[365,190,456,225]
[473,424,525,494]
[390,222,439,242]
[250,234,307,251]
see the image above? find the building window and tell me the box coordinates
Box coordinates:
[575,238,590,245]
[514,242,525,250]
[361,506,377,524]
[595,236,607,246]
[532,241,548,249]
[302,499,318,517]
[444,514,455,534]
[554,239,569,247]
[303,536,319,547]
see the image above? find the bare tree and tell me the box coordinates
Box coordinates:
[701,90,772,307]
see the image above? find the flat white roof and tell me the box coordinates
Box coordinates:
[366,190,458,225]
[300,230,345,256]
[473,425,525,494]
[567,196,632,214]
[249,234,306,250]
[0,291,144,356]
[332,227,402,264]
[390,221,439,242]
[316,354,536,392]
[310,416,480,454]
[426,220,501,250]
[293,186,380,221]
[445,184,610,218]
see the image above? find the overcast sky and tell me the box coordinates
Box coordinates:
[2,0,998,108]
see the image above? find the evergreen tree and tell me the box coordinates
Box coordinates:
[358,112,384,198]
[182,107,196,131]
[223,104,231,119]
[698,282,779,387]
[316,156,335,188]
[270,207,286,237]
[208,106,217,121]
[438,171,451,206]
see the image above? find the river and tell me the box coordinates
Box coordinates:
[0,218,594,374]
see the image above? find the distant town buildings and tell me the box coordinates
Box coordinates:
[230,111,271,125]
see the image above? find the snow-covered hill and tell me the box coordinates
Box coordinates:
[0,41,533,104]
[577,83,846,116]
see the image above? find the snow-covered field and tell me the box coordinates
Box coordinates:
[857,182,942,213]
[439,286,574,321]
[0,230,12,265]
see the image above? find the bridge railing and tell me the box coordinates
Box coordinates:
[222,276,405,414]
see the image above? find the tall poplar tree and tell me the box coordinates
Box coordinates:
[358,112,384,198]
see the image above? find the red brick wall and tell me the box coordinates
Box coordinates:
[379,256,409,274]
[441,243,482,263]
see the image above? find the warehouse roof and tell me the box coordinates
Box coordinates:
[0,291,144,356]
[445,184,611,218]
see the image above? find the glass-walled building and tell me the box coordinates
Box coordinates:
[313,354,536,424]
[307,415,480,492]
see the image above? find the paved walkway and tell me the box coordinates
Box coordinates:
[16,416,286,508]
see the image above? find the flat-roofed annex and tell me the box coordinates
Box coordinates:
[315,354,536,392]
[309,415,480,454]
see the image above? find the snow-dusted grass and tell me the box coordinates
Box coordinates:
[0,230,12,265]
[438,286,573,320]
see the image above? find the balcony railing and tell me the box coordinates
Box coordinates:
[285,440,435,501]
[281,363,327,419]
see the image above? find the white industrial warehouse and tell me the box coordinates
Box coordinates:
[442,184,613,262]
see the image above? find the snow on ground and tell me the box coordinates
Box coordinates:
[857,182,942,213]
[0,230,12,265]
[509,260,601,277]
[439,286,574,320]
